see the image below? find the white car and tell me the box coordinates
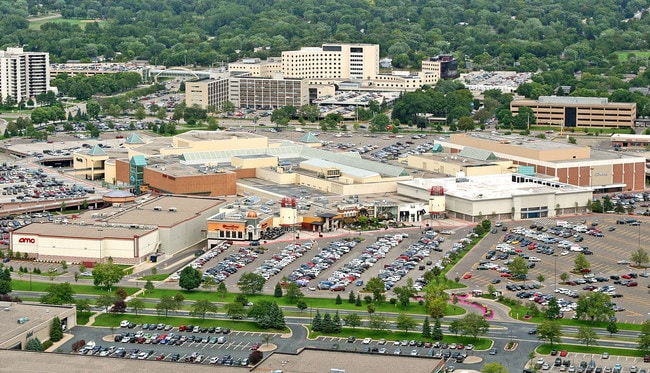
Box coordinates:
[120,320,130,328]
[362,338,372,344]
[560,251,569,256]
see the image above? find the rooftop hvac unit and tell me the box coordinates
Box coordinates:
[153,206,162,211]
[168,207,177,212]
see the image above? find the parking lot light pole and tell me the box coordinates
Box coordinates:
[553,254,558,293]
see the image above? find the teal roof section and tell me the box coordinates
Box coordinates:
[518,166,535,176]
[130,155,147,166]
[125,133,145,144]
[300,132,320,143]
[87,144,106,156]
[458,147,497,161]
[431,143,443,153]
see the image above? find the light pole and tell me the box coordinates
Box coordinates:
[553,254,558,292]
[98,229,103,263]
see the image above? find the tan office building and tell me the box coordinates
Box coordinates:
[185,77,230,110]
[230,75,309,109]
[511,96,636,129]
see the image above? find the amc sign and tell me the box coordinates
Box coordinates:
[18,237,36,244]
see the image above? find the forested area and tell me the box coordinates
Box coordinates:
[0,0,649,77]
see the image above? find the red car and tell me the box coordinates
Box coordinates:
[559,350,568,357]
[500,273,512,277]
[621,274,632,279]
[463,273,472,279]
[250,343,260,350]
[457,344,464,349]
[179,325,187,331]
[155,354,165,361]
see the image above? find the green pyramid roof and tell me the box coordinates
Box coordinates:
[87,144,107,156]
[125,133,145,144]
[300,132,320,143]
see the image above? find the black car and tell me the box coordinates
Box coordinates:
[170,353,180,362]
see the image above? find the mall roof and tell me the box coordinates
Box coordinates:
[0,303,74,349]
[301,158,380,179]
[174,130,265,142]
[76,195,223,228]
[402,173,590,200]
[14,221,156,239]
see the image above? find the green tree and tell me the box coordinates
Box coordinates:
[225,301,247,320]
[432,318,443,340]
[607,321,619,337]
[0,267,11,295]
[393,277,416,308]
[545,297,561,319]
[238,272,266,294]
[458,313,490,341]
[40,282,75,304]
[575,291,613,322]
[144,280,155,294]
[343,313,362,329]
[457,116,475,132]
[365,277,386,303]
[367,313,389,333]
[92,258,125,290]
[422,316,432,339]
[396,312,418,334]
[190,299,218,319]
[50,316,64,342]
[508,256,529,279]
[576,325,598,347]
[348,290,356,304]
[639,319,650,353]
[96,293,116,312]
[86,100,100,119]
[296,299,308,312]
[537,319,562,346]
[448,320,461,336]
[631,248,649,268]
[335,294,342,304]
[285,282,304,303]
[26,338,44,351]
[134,106,146,120]
[75,298,91,314]
[274,282,283,297]
[178,266,202,291]
[128,298,145,316]
[249,301,285,329]
[573,253,591,272]
[156,295,178,317]
[201,276,217,292]
[217,281,228,299]
[312,310,322,331]
[482,362,508,373]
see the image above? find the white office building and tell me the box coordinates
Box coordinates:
[0,47,50,103]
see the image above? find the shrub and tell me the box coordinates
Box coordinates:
[71,339,86,352]
[42,340,54,350]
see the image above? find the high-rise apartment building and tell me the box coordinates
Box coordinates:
[0,47,50,102]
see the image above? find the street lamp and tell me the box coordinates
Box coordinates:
[98,229,103,263]
[553,254,558,292]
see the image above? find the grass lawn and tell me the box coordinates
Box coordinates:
[12,279,139,296]
[614,50,650,62]
[537,343,646,357]
[141,290,465,317]
[77,311,91,326]
[504,300,642,331]
[137,273,170,281]
[92,313,288,334]
[28,17,104,30]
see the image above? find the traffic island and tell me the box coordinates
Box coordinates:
[258,343,277,352]
[463,356,482,364]
[504,342,518,351]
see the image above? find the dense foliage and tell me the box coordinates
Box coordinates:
[2,0,650,78]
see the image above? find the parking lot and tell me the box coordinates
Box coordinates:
[452,215,650,323]
[61,324,283,366]
[533,350,648,373]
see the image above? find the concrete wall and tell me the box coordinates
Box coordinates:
[143,169,237,196]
